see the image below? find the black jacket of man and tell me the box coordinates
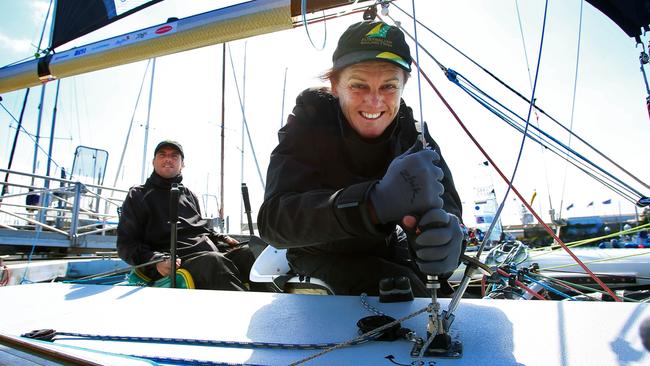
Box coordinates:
[117,172,231,279]
[258,87,463,260]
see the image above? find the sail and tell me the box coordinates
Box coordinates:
[49,0,163,50]
[585,0,650,41]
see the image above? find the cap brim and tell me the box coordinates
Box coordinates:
[155,143,184,157]
[333,50,411,72]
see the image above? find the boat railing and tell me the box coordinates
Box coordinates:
[0,168,128,248]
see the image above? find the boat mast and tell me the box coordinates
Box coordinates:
[219,43,226,232]
[44,80,61,186]
[30,85,47,186]
[239,42,247,230]
[29,0,54,186]
[141,58,156,183]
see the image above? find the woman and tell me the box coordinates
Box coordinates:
[258,21,464,296]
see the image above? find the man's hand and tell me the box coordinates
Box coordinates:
[221,235,239,247]
[369,140,444,224]
[408,208,463,275]
[156,257,181,276]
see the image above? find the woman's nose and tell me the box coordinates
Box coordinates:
[365,89,382,105]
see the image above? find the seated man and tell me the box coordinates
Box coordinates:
[117,140,258,291]
[258,21,464,296]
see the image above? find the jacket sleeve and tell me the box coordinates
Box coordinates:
[117,188,164,266]
[257,89,390,249]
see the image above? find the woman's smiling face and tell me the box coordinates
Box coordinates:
[331,61,407,139]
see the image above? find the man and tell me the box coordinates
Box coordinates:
[257,21,465,297]
[117,140,257,291]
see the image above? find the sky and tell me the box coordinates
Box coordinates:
[0,0,649,234]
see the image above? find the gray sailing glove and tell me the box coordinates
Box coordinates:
[411,208,463,275]
[369,140,445,224]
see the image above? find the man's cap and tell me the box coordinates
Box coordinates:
[154,140,184,159]
[332,21,412,72]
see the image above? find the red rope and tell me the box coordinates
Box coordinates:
[413,61,622,302]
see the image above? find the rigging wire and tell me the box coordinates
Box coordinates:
[112,60,152,188]
[385,11,622,301]
[410,0,426,144]
[227,45,266,191]
[387,15,644,205]
[390,1,650,194]
[559,0,585,217]
[35,0,54,56]
[0,103,62,171]
[392,13,646,203]
[514,0,554,217]
[447,70,644,202]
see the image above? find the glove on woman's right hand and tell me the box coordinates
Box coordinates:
[369,140,445,224]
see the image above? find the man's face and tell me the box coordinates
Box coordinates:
[152,146,184,179]
[331,61,406,139]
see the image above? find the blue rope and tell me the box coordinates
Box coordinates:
[51,331,373,350]
[19,229,42,284]
[448,67,645,201]
[301,0,327,50]
[522,273,577,300]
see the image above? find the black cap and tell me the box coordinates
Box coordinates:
[332,21,412,72]
[154,140,184,159]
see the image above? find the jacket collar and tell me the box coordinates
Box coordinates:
[146,172,183,189]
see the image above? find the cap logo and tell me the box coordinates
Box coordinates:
[366,23,390,38]
[361,23,393,48]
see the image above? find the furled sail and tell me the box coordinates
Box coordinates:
[49,0,163,50]
[0,0,373,94]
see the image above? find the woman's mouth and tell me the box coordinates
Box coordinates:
[360,111,382,120]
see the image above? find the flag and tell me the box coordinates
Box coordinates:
[587,201,594,207]
[530,191,537,205]
[602,199,612,204]
[567,203,574,210]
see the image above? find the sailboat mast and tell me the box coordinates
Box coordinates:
[239,42,248,230]
[28,0,54,186]
[44,79,61,188]
[219,44,226,229]
[141,58,156,183]
[31,85,47,185]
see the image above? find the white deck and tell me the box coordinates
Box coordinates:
[0,283,648,365]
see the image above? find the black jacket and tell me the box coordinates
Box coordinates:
[117,172,222,266]
[257,88,462,257]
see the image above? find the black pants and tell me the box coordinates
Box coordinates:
[183,244,268,292]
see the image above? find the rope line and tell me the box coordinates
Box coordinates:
[397,31,622,302]
[390,1,650,193]
[301,0,328,50]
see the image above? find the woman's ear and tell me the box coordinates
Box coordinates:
[330,79,338,97]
